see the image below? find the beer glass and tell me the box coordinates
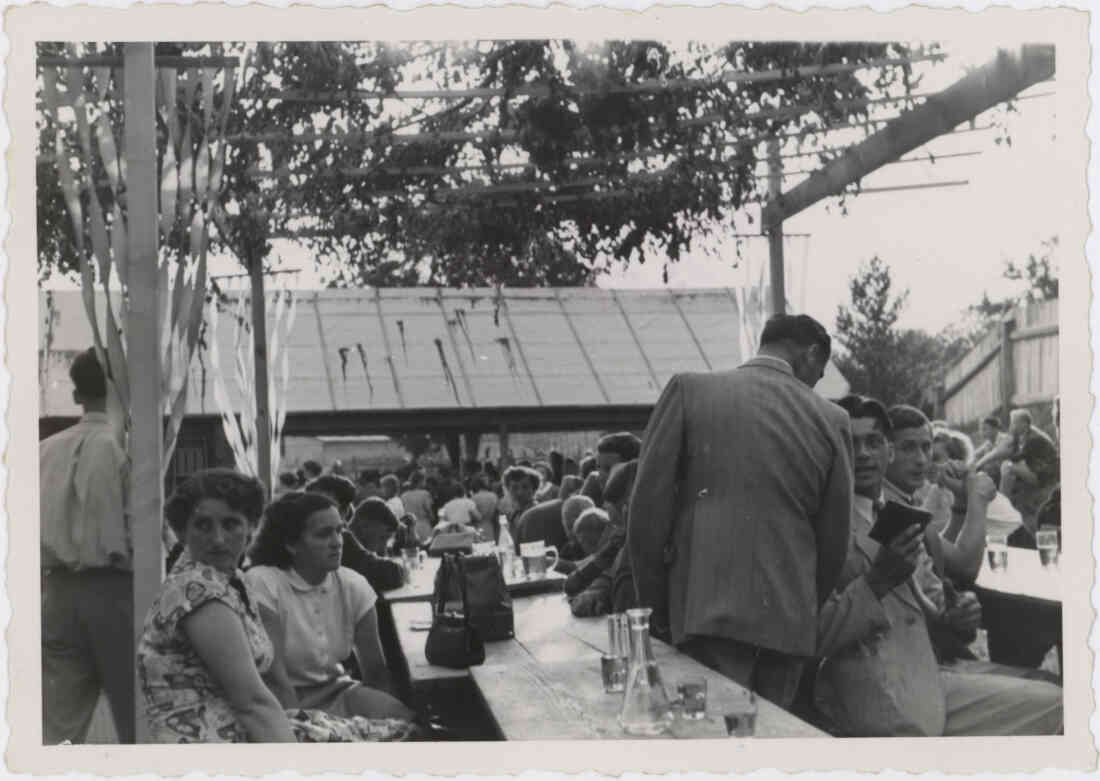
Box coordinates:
[676,676,707,720]
[986,533,1008,572]
[724,690,758,737]
[1036,528,1059,568]
[519,541,559,579]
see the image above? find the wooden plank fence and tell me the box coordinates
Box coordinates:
[940,299,1059,427]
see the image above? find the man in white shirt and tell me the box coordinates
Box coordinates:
[40,348,134,744]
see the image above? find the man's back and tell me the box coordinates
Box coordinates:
[40,413,130,571]
[630,359,852,655]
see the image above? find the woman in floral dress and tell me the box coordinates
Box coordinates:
[136,468,415,743]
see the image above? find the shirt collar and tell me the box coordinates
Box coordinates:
[284,566,332,593]
[883,478,916,505]
[852,492,884,527]
[745,354,794,374]
[80,412,111,424]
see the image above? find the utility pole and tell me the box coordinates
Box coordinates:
[766,138,786,316]
[249,250,272,498]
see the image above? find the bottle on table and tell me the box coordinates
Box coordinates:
[497,514,516,579]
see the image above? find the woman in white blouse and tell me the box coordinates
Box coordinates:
[245,492,413,721]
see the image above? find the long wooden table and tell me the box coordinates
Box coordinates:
[391,594,826,740]
[974,546,1062,671]
[383,555,566,604]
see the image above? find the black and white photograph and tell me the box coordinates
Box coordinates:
[7,5,1093,775]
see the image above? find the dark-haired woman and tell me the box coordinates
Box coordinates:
[245,492,413,722]
[137,469,413,743]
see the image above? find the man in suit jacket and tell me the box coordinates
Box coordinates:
[815,395,1062,736]
[628,313,853,708]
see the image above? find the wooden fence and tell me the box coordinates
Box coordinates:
[939,299,1059,427]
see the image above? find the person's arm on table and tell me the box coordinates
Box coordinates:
[564,528,624,596]
[627,375,685,637]
[182,602,295,742]
[569,571,612,618]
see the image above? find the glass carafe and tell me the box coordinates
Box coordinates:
[619,607,675,735]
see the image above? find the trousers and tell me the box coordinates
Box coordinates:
[679,635,805,709]
[941,670,1063,735]
[42,568,135,744]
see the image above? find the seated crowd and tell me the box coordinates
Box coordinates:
[48,342,1063,743]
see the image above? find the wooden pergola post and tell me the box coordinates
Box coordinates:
[766,138,786,316]
[124,42,161,745]
[249,253,272,498]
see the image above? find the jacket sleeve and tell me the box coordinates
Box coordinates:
[814,414,854,603]
[627,374,685,631]
[341,530,406,592]
[569,572,613,618]
[816,573,891,656]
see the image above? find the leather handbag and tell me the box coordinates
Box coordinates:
[425,554,486,669]
[436,552,515,641]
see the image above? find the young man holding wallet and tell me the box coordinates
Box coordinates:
[814,395,1061,736]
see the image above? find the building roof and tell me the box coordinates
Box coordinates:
[39,287,849,419]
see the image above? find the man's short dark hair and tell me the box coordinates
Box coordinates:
[503,465,541,490]
[70,347,109,400]
[759,313,831,359]
[602,460,639,506]
[886,404,930,436]
[835,395,892,435]
[597,432,642,462]
[982,415,1001,429]
[305,474,357,509]
[302,460,323,479]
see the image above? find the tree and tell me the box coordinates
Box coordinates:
[835,257,969,410]
[964,235,1059,338]
[38,40,933,288]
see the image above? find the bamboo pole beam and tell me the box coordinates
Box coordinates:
[668,292,713,371]
[38,54,240,68]
[124,42,161,746]
[554,289,611,405]
[373,289,407,408]
[272,53,946,103]
[436,289,477,407]
[762,45,1055,228]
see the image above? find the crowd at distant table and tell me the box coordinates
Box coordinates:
[41,314,1063,743]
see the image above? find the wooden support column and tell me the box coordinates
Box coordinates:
[124,42,160,745]
[766,138,786,316]
[498,423,511,468]
[250,254,272,498]
[1000,313,1017,422]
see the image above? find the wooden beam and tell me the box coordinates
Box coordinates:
[373,289,406,408]
[249,258,272,498]
[554,289,611,404]
[38,54,240,68]
[499,298,544,406]
[611,290,661,391]
[766,138,785,316]
[668,292,712,371]
[124,42,160,746]
[762,45,1055,228]
[272,53,945,102]
[436,289,477,407]
[1000,316,1017,421]
[311,295,339,410]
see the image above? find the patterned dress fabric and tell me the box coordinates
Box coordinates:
[137,553,414,743]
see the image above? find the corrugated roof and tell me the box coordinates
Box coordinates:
[38,287,849,418]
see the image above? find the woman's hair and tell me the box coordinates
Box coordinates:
[603,460,639,507]
[165,468,267,538]
[579,455,598,479]
[558,474,584,501]
[249,491,337,569]
[380,474,401,493]
[561,495,596,537]
[934,428,974,464]
[305,474,357,509]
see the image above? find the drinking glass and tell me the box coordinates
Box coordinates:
[401,547,420,572]
[986,533,1009,572]
[1036,529,1060,568]
[724,690,758,737]
[602,613,629,693]
[676,677,707,720]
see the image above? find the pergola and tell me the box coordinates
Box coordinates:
[40,41,1055,741]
